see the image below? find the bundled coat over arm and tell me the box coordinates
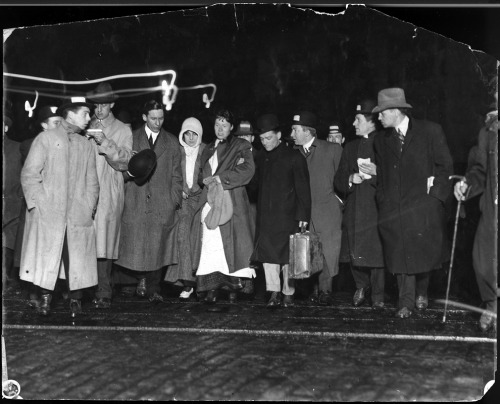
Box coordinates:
[19,122,100,291]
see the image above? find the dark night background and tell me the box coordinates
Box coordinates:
[1,3,499,307]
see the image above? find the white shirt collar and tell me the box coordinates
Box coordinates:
[396,115,410,136]
[303,137,315,152]
[146,126,159,142]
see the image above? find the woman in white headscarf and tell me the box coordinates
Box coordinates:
[164,117,205,299]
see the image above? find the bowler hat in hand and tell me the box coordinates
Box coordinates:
[127,149,157,185]
[87,82,119,104]
[256,114,280,134]
[372,88,412,113]
[292,111,317,128]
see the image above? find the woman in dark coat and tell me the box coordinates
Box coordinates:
[164,117,206,299]
[191,109,256,303]
[335,100,385,308]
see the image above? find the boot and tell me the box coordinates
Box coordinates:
[70,299,82,318]
[37,293,52,316]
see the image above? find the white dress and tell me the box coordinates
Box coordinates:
[196,144,255,279]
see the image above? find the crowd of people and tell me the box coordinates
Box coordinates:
[2,83,497,332]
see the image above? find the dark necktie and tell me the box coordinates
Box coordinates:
[148,134,155,149]
[397,128,405,152]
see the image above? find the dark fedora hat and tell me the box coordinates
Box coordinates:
[292,111,317,128]
[256,114,280,134]
[127,149,157,185]
[87,82,119,104]
[234,120,254,136]
[37,105,61,124]
[372,88,412,113]
[355,99,378,115]
[56,96,95,116]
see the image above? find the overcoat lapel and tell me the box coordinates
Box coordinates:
[385,128,401,158]
[401,118,415,153]
[153,129,168,158]
[138,127,150,151]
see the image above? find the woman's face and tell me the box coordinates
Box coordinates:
[214,117,233,140]
[183,130,199,147]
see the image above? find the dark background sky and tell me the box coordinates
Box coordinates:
[2,3,499,171]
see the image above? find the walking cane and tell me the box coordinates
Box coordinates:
[442,175,470,323]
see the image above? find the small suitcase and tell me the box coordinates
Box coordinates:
[289,227,324,279]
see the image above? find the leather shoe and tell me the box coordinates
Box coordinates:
[92,297,111,309]
[136,278,147,297]
[479,311,496,332]
[37,293,52,316]
[266,292,281,309]
[318,291,333,306]
[228,292,237,303]
[179,287,194,300]
[353,287,368,307]
[282,294,294,308]
[70,299,82,318]
[148,292,164,303]
[372,301,385,309]
[395,307,412,318]
[205,289,218,304]
[415,295,428,310]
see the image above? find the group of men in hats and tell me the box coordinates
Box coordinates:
[10,84,495,330]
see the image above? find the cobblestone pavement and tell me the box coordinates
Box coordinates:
[2,285,497,401]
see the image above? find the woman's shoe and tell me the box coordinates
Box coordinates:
[205,289,218,304]
[179,287,194,300]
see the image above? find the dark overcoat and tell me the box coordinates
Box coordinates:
[334,131,385,268]
[190,135,255,273]
[373,118,453,275]
[466,126,497,301]
[116,125,183,272]
[251,142,311,264]
[295,138,343,277]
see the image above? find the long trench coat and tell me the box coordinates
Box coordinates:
[251,141,311,264]
[19,120,100,291]
[88,113,133,259]
[295,138,343,277]
[190,135,255,273]
[334,131,385,268]
[116,125,183,272]
[373,118,453,275]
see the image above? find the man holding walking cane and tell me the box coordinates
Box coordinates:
[454,101,498,332]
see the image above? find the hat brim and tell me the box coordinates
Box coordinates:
[372,103,413,113]
[234,131,254,136]
[87,95,119,104]
[291,120,316,128]
[57,102,95,116]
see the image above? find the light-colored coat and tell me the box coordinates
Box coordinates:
[88,113,133,259]
[19,120,99,291]
[116,126,183,272]
[295,138,343,277]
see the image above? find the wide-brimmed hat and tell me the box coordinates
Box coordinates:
[180,117,203,137]
[37,105,60,124]
[372,88,412,113]
[127,149,157,185]
[87,82,119,104]
[234,120,254,136]
[56,96,95,116]
[292,111,317,129]
[355,99,378,115]
[256,114,280,134]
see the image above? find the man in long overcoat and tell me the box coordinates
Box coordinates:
[454,102,497,331]
[334,99,385,308]
[251,114,311,308]
[86,82,133,309]
[116,100,183,301]
[291,111,343,305]
[20,96,100,317]
[373,88,453,318]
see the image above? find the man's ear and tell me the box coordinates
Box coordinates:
[142,114,147,123]
[277,131,282,140]
[41,122,48,131]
